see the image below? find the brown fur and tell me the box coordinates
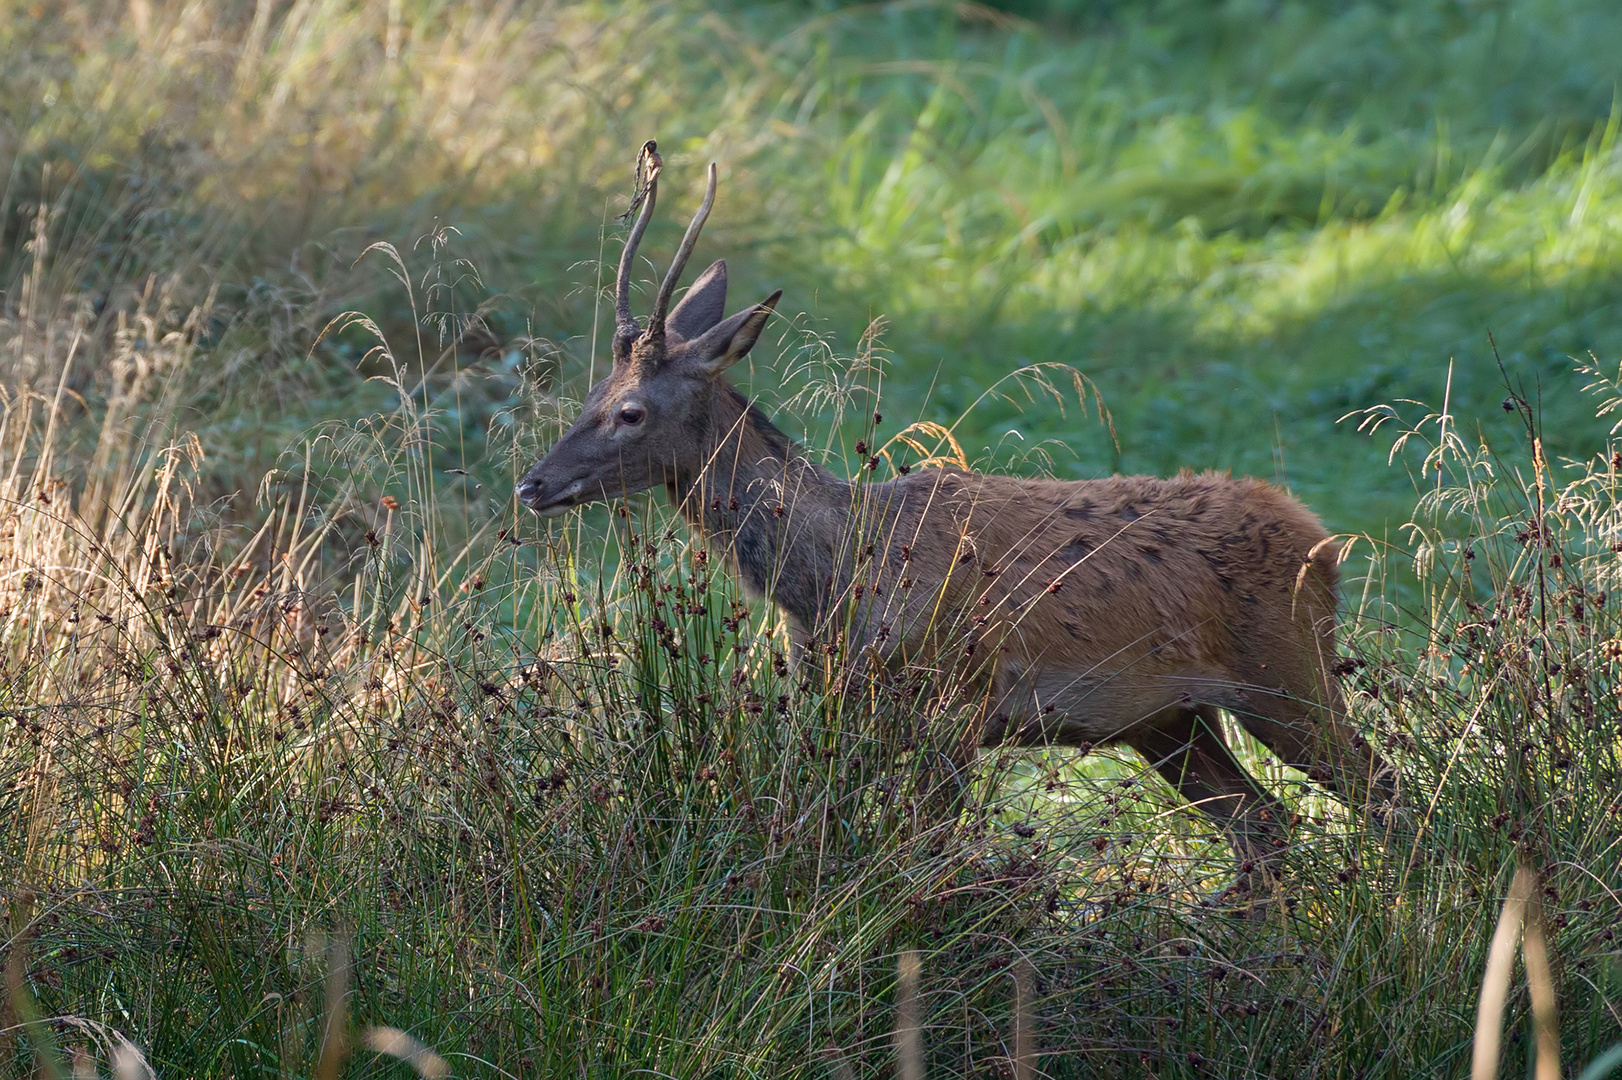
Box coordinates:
[517,154,1394,890]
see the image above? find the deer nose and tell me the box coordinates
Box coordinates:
[516,475,586,513]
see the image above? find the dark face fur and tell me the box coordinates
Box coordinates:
[516,253,779,515]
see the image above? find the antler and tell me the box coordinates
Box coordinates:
[649,162,718,340]
[615,141,662,345]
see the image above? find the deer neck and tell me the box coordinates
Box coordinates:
[666,386,852,631]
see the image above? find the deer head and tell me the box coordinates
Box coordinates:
[516,143,782,517]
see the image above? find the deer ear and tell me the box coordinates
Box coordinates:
[666,260,727,343]
[689,290,781,375]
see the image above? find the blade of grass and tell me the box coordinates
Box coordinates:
[1523,883,1561,1080]
[363,1026,450,1079]
[1472,866,1535,1080]
[1012,956,1035,1080]
[314,932,351,1080]
[896,950,924,1080]
[1576,1044,1622,1080]
[4,893,66,1080]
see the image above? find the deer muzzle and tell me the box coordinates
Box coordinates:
[515,476,587,517]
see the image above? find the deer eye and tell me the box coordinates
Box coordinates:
[617,403,646,426]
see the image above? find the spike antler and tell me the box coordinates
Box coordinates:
[615,141,662,349]
[650,162,718,339]
[613,146,721,360]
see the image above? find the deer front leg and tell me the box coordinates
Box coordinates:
[912,647,1027,839]
[909,694,986,841]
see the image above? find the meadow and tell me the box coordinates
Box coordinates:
[2,0,1622,1076]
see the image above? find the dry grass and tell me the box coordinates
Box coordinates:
[3,0,1622,1076]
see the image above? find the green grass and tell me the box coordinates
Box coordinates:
[3,0,1622,1076]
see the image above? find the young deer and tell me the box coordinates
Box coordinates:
[517,145,1394,892]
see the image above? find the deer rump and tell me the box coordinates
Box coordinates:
[517,146,1391,893]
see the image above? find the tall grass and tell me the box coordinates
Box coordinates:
[3,186,1621,1078]
[3,0,1621,1076]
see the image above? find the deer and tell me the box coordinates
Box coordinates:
[516,144,1396,899]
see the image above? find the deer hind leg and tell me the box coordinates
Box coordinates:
[1127,706,1288,905]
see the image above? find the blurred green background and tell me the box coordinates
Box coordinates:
[5,0,1622,534]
